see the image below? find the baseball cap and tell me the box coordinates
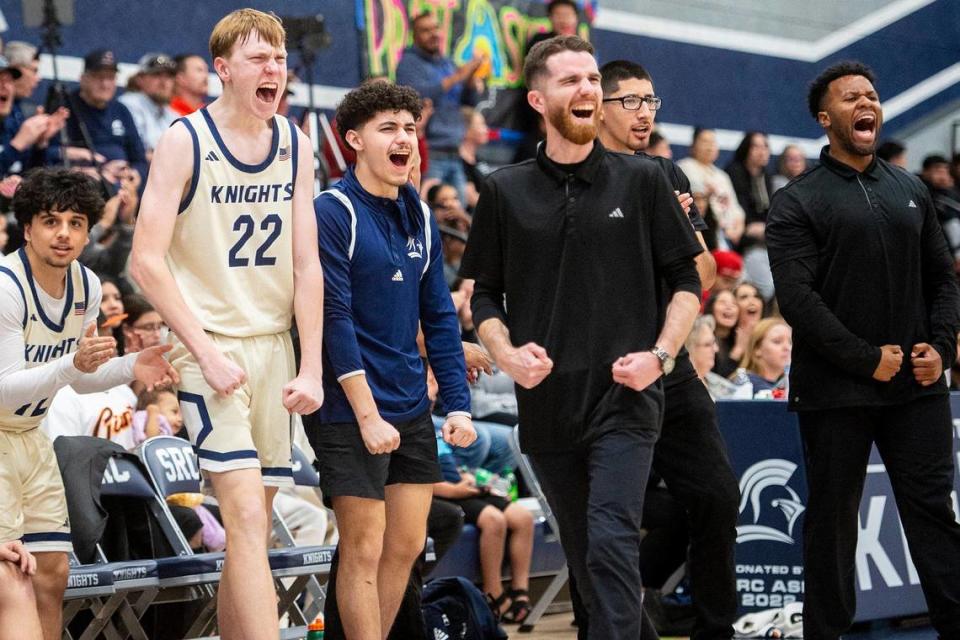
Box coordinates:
[138,53,176,75]
[712,250,744,279]
[0,55,22,79]
[84,49,118,73]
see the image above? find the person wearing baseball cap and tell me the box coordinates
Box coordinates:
[48,48,147,185]
[711,249,743,293]
[120,53,178,157]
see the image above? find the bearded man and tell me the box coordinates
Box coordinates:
[459,35,703,640]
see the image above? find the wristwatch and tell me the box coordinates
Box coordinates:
[650,346,675,376]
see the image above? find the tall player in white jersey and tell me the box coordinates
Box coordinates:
[0,169,177,640]
[131,9,324,638]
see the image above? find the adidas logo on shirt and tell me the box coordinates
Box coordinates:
[205,150,220,162]
[609,207,624,218]
[908,200,917,208]
[392,270,404,282]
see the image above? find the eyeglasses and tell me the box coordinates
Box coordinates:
[133,322,167,333]
[602,95,662,112]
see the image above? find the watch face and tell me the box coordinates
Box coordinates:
[663,358,675,375]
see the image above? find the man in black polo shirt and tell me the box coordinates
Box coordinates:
[598,59,738,640]
[766,61,960,640]
[460,36,703,640]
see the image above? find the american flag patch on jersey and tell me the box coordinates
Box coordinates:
[74,301,86,316]
[278,146,291,161]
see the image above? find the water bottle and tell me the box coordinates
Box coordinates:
[473,468,493,488]
[504,469,518,502]
[307,616,324,639]
[489,472,510,497]
[732,367,754,399]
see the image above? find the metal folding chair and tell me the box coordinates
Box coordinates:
[507,424,571,633]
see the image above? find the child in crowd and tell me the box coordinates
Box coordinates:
[133,386,225,551]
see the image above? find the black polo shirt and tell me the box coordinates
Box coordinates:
[766,146,960,412]
[641,152,709,390]
[460,141,703,453]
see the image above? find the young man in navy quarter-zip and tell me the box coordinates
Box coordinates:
[460,36,703,640]
[311,81,477,640]
[767,61,960,640]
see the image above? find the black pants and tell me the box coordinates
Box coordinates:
[654,378,739,639]
[530,414,662,640]
[799,394,960,639]
[323,499,466,640]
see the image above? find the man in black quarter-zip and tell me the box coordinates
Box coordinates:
[766,61,960,640]
[460,35,703,640]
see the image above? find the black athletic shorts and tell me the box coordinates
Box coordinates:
[308,410,440,507]
[444,494,511,525]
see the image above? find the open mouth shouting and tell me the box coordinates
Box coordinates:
[388,147,412,170]
[571,102,596,122]
[256,83,278,104]
[852,111,878,147]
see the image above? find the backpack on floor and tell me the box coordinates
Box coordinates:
[422,577,508,640]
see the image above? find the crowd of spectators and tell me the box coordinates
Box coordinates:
[4,0,960,631]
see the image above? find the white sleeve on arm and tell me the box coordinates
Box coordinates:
[69,353,137,394]
[0,279,83,409]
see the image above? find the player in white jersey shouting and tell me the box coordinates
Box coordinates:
[131,9,324,638]
[0,168,177,640]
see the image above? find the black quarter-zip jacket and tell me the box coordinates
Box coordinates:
[460,141,702,453]
[766,146,960,412]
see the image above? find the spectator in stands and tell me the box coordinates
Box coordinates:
[706,289,744,378]
[727,131,773,234]
[734,280,765,326]
[735,317,792,393]
[119,53,178,160]
[711,249,743,293]
[52,49,148,186]
[170,53,208,116]
[459,109,492,209]
[526,0,581,52]
[686,314,737,399]
[99,277,125,322]
[77,171,139,281]
[396,12,484,203]
[772,144,807,192]
[727,131,775,298]
[4,41,40,116]
[427,182,471,286]
[919,154,960,273]
[0,56,68,177]
[678,127,746,247]
[433,428,535,623]
[647,129,671,159]
[876,138,907,168]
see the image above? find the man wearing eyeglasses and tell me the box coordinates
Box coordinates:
[598,60,737,640]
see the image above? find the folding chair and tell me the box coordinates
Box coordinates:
[98,451,223,639]
[271,444,329,623]
[507,425,570,633]
[62,557,119,640]
[140,436,336,636]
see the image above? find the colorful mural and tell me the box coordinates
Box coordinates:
[357,0,596,89]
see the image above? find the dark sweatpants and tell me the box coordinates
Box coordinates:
[654,378,739,639]
[799,394,960,639]
[529,394,663,640]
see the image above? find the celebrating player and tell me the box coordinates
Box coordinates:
[131,9,324,638]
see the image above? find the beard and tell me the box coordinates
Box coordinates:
[831,121,880,158]
[546,100,597,145]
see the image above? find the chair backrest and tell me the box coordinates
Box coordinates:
[291,444,320,487]
[100,454,162,499]
[140,436,202,497]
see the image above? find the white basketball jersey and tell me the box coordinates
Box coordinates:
[169,108,297,338]
[0,249,90,432]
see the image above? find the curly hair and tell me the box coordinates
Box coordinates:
[12,168,104,230]
[807,60,875,120]
[335,82,423,151]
